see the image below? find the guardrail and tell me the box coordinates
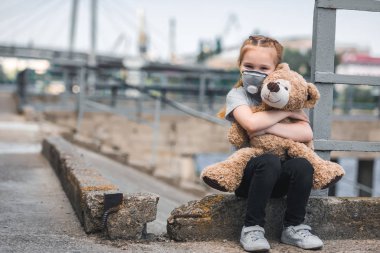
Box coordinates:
[310,0,380,196]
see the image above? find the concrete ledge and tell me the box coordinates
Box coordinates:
[167,194,380,241]
[42,136,158,239]
[62,133,130,167]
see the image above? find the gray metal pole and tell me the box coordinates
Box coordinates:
[88,0,97,93]
[151,97,161,168]
[310,1,337,197]
[89,0,97,66]
[169,18,176,63]
[69,0,79,53]
[198,74,206,112]
[136,71,145,122]
[63,69,70,102]
[76,67,86,133]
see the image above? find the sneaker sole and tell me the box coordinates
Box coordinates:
[240,240,270,252]
[280,236,323,250]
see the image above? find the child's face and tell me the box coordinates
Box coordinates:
[240,46,277,75]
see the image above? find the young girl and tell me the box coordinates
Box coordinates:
[223,35,323,252]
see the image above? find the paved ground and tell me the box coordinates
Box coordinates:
[1,90,380,252]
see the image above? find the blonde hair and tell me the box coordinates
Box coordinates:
[217,35,284,118]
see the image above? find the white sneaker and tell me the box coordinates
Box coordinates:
[281,224,323,250]
[240,225,270,252]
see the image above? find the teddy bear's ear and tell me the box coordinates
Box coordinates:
[304,83,321,108]
[275,63,290,71]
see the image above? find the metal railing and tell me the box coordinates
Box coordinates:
[74,67,235,167]
[311,0,380,196]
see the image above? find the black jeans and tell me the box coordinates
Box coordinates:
[235,153,314,228]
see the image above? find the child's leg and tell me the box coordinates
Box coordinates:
[281,158,314,227]
[278,158,323,249]
[236,153,282,227]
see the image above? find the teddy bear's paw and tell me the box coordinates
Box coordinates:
[319,174,343,189]
[313,162,345,189]
[202,176,229,192]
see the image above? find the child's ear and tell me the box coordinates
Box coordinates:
[275,63,290,71]
[304,83,321,108]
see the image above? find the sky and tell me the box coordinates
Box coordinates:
[0,0,380,61]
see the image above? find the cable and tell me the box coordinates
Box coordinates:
[22,0,66,46]
[107,0,139,33]
[103,0,137,35]
[116,0,168,47]
[0,0,46,28]
[0,0,33,20]
[0,0,58,40]
[99,1,127,36]
[101,0,139,54]
[97,1,126,53]
[0,0,63,43]
[42,1,71,49]
[114,0,169,58]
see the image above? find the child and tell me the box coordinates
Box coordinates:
[223,35,323,252]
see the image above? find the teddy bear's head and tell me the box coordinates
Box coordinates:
[260,63,320,111]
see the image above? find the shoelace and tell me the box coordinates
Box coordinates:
[247,230,265,241]
[297,229,313,238]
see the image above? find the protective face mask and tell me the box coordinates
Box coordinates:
[242,71,268,94]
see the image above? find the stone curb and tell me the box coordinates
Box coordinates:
[62,133,130,170]
[167,194,380,241]
[62,132,207,196]
[42,136,159,239]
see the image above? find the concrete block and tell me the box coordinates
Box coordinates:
[167,194,380,241]
[107,193,159,240]
[42,136,159,240]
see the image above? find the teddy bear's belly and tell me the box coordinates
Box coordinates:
[250,134,288,159]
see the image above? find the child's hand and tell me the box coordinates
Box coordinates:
[288,110,309,123]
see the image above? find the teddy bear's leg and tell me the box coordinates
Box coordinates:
[311,160,345,189]
[286,142,345,189]
[201,147,263,192]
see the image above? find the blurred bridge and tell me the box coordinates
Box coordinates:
[0,44,123,67]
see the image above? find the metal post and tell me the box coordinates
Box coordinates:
[198,74,206,111]
[76,67,86,133]
[377,87,380,118]
[89,0,97,66]
[310,2,337,197]
[16,69,27,109]
[69,0,78,53]
[111,86,117,107]
[160,74,168,109]
[63,68,70,104]
[151,97,161,168]
[88,0,97,93]
[345,85,354,114]
[169,18,176,63]
[136,71,145,122]
[208,79,215,111]
[373,158,380,196]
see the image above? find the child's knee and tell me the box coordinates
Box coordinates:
[291,158,314,178]
[254,153,282,176]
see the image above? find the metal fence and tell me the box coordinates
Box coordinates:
[310,0,380,196]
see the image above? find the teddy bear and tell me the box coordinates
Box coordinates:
[201,63,345,192]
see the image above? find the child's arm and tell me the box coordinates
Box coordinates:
[264,121,313,142]
[232,105,308,134]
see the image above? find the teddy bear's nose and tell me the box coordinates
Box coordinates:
[267,82,280,92]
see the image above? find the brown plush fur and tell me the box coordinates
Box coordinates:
[201,63,345,192]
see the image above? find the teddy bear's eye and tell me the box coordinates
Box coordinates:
[285,87,288,90]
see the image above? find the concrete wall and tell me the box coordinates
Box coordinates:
[167,194,380,241]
